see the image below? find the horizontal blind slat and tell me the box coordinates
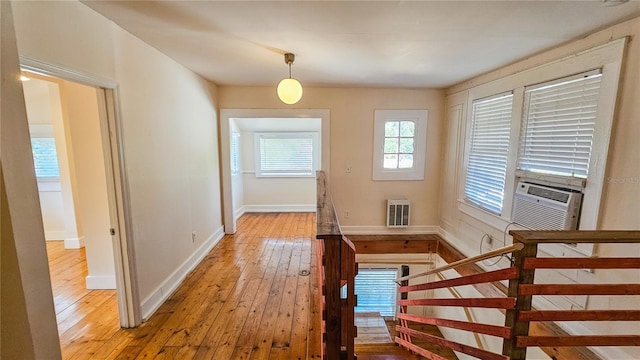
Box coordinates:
[464,94,513,215]
[518,73,601,179]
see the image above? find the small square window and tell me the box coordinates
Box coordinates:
[373,110,427,181]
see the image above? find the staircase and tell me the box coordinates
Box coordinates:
[354,314,458,360]
[355,343,422,360]
[316,172,640,360]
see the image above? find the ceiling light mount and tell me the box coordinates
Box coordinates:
[284,53,295,66]
[277,52,303,105]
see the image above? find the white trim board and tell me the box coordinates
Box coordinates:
[140,226,225,320]
[234,206,246,221]
[86,275,117,290]
[64,236,84,249]
[242,205,315,213]
[341,225,439,235]
[44,230,67,241]
[20,55,117,88]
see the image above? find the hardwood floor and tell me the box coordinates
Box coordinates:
[50,212,319,359]
[46,240,120,359]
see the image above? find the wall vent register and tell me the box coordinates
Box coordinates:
[387,200,410,228]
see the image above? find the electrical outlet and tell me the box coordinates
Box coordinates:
[191,231,196,243]
[345,210,351,219]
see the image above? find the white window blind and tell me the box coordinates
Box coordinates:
[231,132,240,175]
[342,268,398,317]
[464,93,513,215]
[518,71,602,179]
[31,138,60,178]
[254,132,318,177]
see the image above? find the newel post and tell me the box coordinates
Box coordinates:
[323,235,343,360]
[502,236,538,360]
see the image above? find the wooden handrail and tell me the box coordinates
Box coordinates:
[316,170,341,237]
[395,261,517,360]
[394,230,640,360]
[316,170,357,360]
[503,231,640,360]
[509,230,640,243]
[395,243,524,282]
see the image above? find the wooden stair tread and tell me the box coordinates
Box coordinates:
[355,343,423,359]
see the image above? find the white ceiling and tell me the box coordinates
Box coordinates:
[83,0,640,88]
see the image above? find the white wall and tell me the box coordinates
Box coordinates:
[113,21,223,317]
[239,129,316,213]
[13,0,224,320]
[219,87,445,234]
[1,2,61,358]
[440,17,640,360]
[23,78,80,243]
[60,80,114,289]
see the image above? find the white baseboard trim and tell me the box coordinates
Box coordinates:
[140,226,225,321]
[341,225,439,235]
[436,226,455,243]
[86,274,116,289]
[234,206,246,220]
[243,204,315,213]
[64,236,84,249]
[45,230,67,241]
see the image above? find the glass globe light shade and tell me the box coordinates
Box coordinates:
[277,78,303,105]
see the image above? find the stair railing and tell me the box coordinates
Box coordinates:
[504,230,640,360]
[395,243,523,360]
[316,170,357,360]
[394,230,640,360]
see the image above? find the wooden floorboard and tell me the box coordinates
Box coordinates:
[51,212,318,359]
[46,241,120,360]
[48,214,450,360]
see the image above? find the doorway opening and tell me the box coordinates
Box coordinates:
[220,109,330,234]
[20,66,139,337]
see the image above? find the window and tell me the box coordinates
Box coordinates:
[254,132,319,177]
[373,110,428,181]
[31,138,60,179]
[231,131,240,176]
[464,93,513,215]
[518,70,602,179]
[383,121,415,169]
[342,268,398,317]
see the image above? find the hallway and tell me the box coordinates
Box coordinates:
[54,212,318,359]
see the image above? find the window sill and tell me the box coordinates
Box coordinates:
[372,169,425,181]
[457,200,511,232]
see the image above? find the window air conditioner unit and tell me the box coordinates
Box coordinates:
[387,200,410,228]
[512,181,582,230]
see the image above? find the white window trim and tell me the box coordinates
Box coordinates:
[458,37,626,235]
[231,131,240,176]
[373,109,428,181]
[253,131,320,178]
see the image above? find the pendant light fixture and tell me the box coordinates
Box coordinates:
[277,53,303,105]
